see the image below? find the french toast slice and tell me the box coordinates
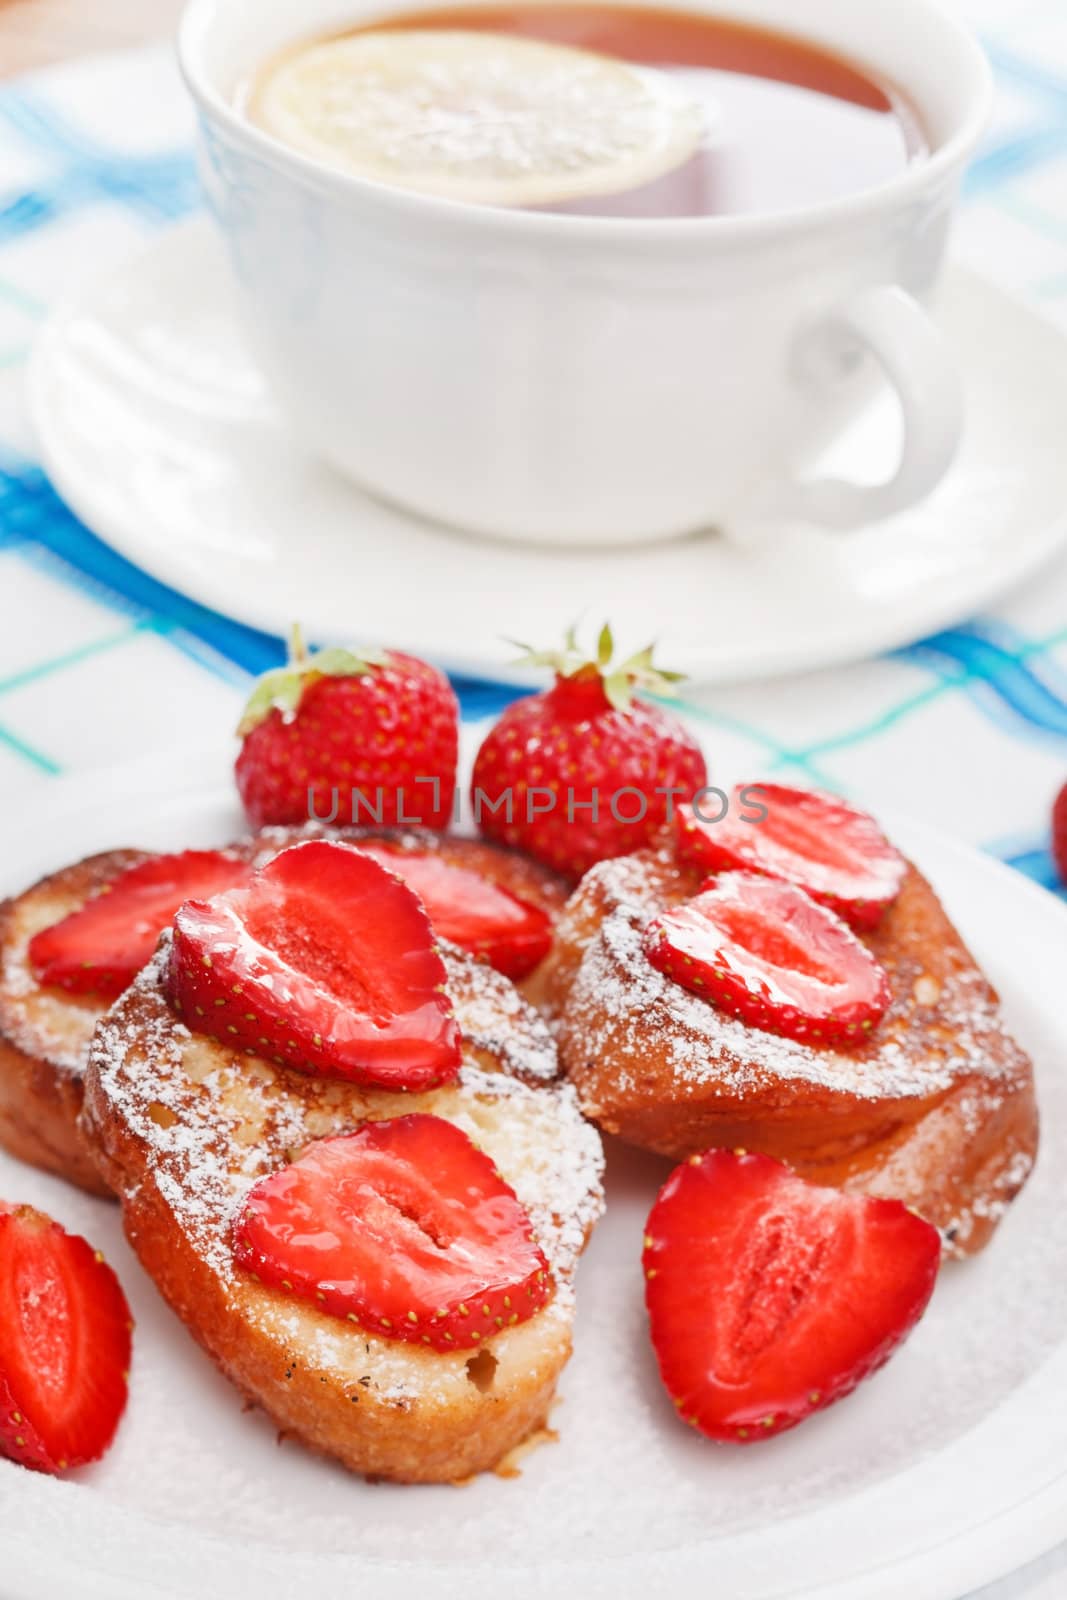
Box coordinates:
[554,849,1038,1258]
[82,938,604,1483]
[0,849,152,1194]
[0,827,566,1193]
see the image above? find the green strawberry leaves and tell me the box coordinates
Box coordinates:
[507,622,687,711]
[237,624,390,737]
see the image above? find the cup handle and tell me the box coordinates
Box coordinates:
[774,284,963,532]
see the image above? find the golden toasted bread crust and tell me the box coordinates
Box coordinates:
[0,828,566,1193]
[83,940,604,1483]
[556,849,1038,1257]
[0,1033,106,1193]
[0,849,149,1193]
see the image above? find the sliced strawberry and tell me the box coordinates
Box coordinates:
[234,1114,552,1350]
[644,1150,940,1442]
[164,840,461,1091]
[29,849,252,999]
[643,871,890,1046]
[354,843,553,980]
[0,1204,133,1473]
[676,784,906,930]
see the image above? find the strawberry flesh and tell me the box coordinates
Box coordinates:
[0,1204,132,1473]
[234,1114,552,1350]
[164,840,461,1091]
[676,784,906,930]
[644,1150,940,1442]
[28,849,252,1000]
[354,843,552,979]
[643,871,890,1046]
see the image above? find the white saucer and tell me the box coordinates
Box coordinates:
[2,738,1067,1600]
[28,216,1067,682]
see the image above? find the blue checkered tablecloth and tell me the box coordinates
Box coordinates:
[0,10,1066,905]
[0,9,1066,1597]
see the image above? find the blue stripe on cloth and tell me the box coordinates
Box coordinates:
[0,158,199,242]
[0,86,198,235]
[0,85,117,161]
[0,618,150,696]
[989,836,1067,900]
[0,720,62,775]
[81,155,200,222]
[451,676,530,720]
[964,123,1067,196]
[0,188,61,240]
[898,623,1067,741]
[0,458,286,676]
[983,41,1067,108]
[0,457,523,718]
[0,83,191,172]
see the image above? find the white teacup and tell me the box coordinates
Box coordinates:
[179,0,990,546]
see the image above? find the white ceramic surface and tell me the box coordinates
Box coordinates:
[177,0,989,544]
[1,737,1067,1600]
[28,217,1067,684]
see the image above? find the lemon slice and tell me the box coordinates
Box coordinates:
[249,29,706,207]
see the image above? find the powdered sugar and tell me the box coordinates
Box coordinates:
[1,767,1062,1572]
[555,850,1037,1258]
[0,824,562,1083]
[0,849,150,1073]
[85,944,604,1295]
[0,937,103,1072]
[442,943,558,1083]
[83,939,603,1443]
[564,851,1028,1101]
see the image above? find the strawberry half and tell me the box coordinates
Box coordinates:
[0,1204,133,1473]
[676,784,906,930]
[643,1150,940,1442]
[643,871,890,1046]
[164,840,461,1091]
[354,843,553,980]
[234,1114,552,1350]
[28,849,252,999]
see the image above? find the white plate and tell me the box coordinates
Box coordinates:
[2,736,1067,1600]
[27,217,1067,684]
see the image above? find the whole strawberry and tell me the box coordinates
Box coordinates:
[235,628,458,830]
[471,625,706,879]
[1054,781,1067,887]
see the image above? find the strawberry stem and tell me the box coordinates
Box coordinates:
[507,623,687,710]
[289,622,310,669]
[237,632,389,738]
